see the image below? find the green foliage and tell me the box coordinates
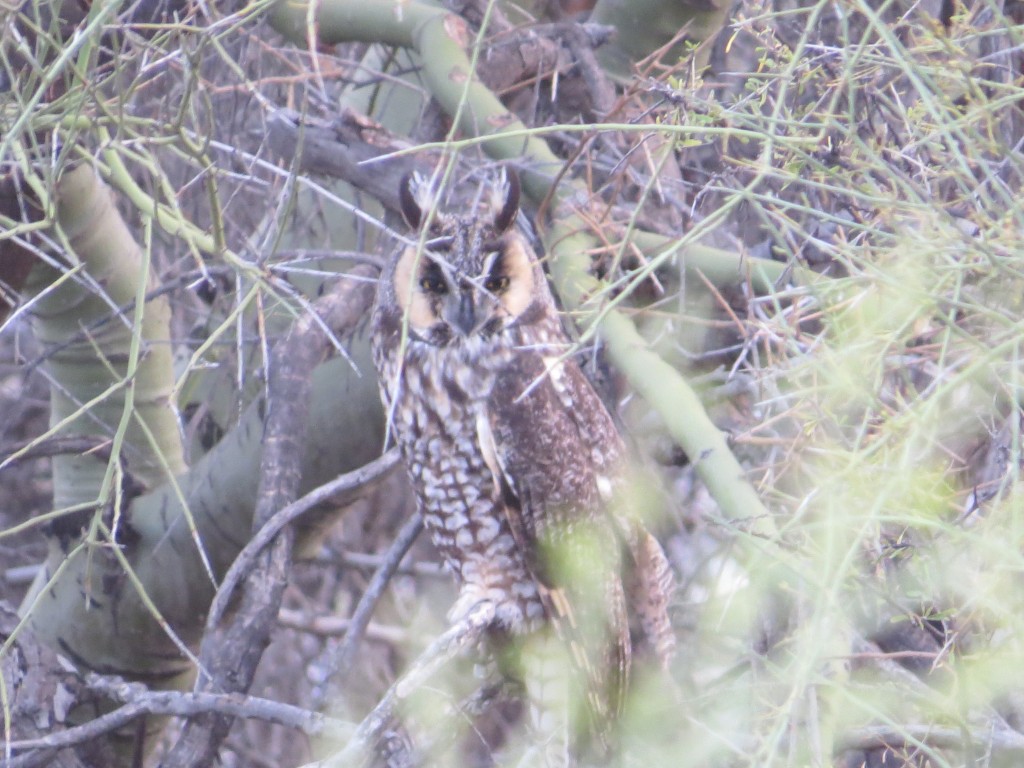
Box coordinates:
[3,0,1024,764]
[635,0,1024,763]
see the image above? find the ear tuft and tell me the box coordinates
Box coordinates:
[399,172,423,230]
[492,169,520,233]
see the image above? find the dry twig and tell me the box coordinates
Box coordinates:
[306,600,497,768]
[3,674,350,768]
[332,512,424,684]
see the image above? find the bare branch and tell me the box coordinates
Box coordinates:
[332,512,424,684]
[306,600,497,768]
[206,448,402,632]
[276,610,407,644]
[3,675,351,768]
[838,724,1024,755]
[163,266,379,763]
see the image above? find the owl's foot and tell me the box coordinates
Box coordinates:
[447,587,495,627]
[449,584,546,634]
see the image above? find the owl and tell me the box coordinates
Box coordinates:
[370,169,675,740]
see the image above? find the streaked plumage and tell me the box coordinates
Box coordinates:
[370,169,675,741]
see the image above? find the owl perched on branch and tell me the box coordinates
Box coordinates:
[370,168,674,745]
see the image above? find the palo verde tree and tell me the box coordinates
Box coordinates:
[1,0,1024,765]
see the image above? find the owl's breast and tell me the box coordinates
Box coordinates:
[373,336,542,628]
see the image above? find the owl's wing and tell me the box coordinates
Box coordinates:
[478,350,631,731]
[510,350,677,670]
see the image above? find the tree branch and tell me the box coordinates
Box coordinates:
[4,675,350,768]
[206,448,401,632]
[838,724,1024,755]
[332,512,424,685]
[306,600,497,768]
[161,266,378,763]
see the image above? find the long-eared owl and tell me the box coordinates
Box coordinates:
[370,169,675,726]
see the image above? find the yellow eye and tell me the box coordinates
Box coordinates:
[420,275,447,294]
[485,275,510,293]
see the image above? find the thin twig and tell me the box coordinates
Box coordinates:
[838,723,1024,754]
[206,449,401,631]
[271,249,385,269]
[0,435,113,466]
[304,600,496,768]
[307,550,445,578]
[2,677,350,768]
[276,609,407,643]
[333,512,425,683]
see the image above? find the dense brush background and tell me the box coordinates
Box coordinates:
[2,0,1024,765]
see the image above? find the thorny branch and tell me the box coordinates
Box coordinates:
[162,266,378,764]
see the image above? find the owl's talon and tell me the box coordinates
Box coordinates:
[447,592,495,626]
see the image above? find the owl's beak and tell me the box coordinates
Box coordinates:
[450,290,476,336]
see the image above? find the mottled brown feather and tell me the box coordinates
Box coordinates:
[483,348,631,726]
[370,170,674,753]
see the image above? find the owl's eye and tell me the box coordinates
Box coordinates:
[420,274,448,294]
[484,275,510,293]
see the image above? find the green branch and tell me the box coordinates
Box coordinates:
[548,217,778,538]
[19,163,186,508]
[268,0,788,532]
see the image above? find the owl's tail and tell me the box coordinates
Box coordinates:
[531,569,631,757]
[626,529,677,667]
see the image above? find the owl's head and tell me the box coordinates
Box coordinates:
[389,170,541,347]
